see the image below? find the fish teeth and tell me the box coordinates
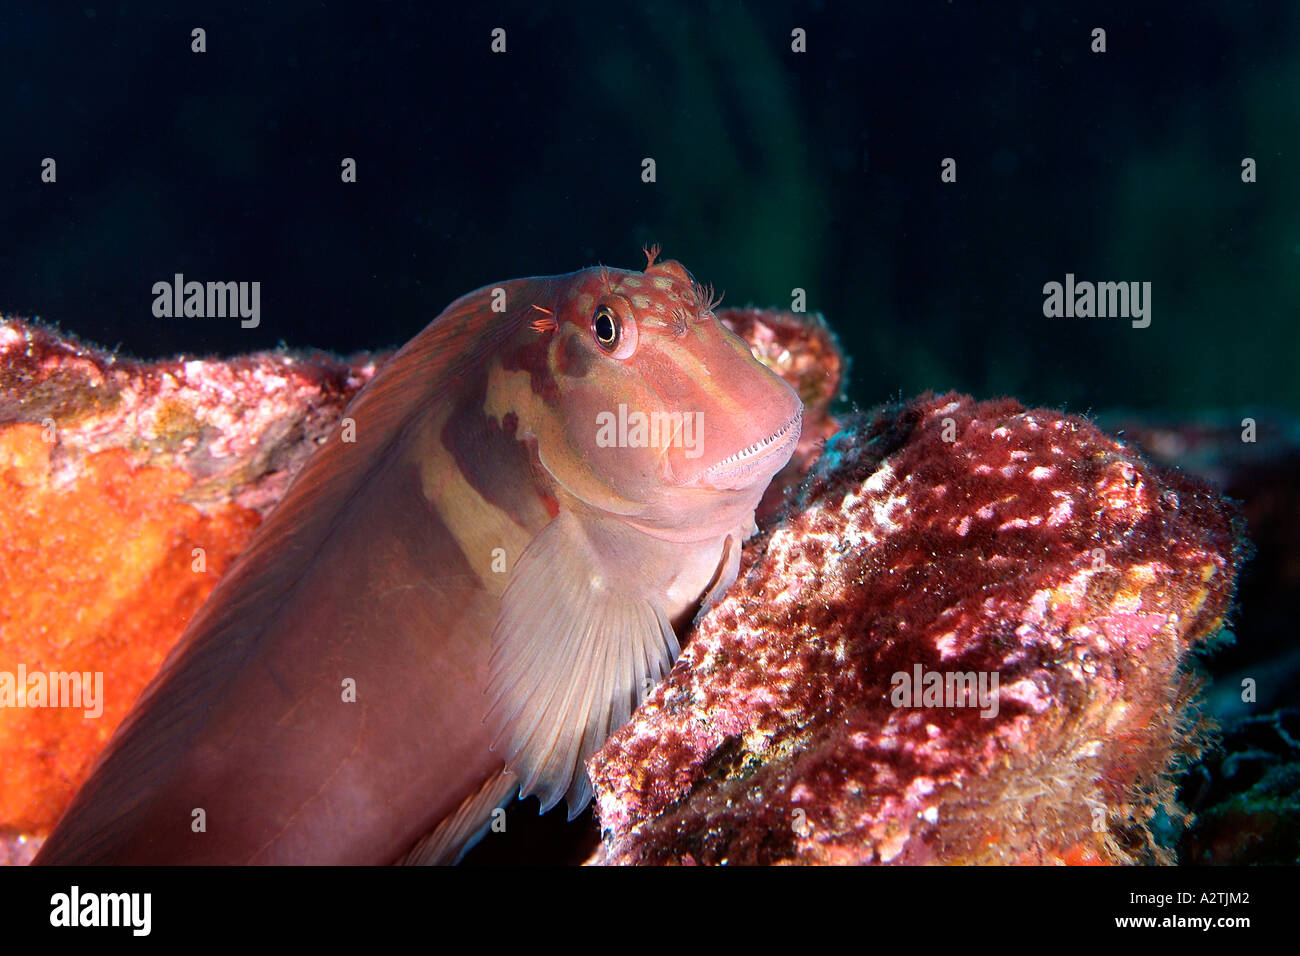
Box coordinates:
[704,411,801,475]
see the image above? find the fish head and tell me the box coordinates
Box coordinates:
[500,254,803,538]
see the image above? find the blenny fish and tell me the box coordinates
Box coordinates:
[35,249,802,864]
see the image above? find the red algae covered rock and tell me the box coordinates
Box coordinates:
[589,393,1246,865]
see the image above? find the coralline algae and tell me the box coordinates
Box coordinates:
[589,394,1246,865]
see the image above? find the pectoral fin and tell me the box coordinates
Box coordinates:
[484,510,679,817]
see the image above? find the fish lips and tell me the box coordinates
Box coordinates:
[686,409,803,491]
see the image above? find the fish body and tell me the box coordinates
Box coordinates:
[35,253,802,864]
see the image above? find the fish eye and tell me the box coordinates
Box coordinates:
[592,306,619,350]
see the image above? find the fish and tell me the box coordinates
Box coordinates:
[34,249,803,864]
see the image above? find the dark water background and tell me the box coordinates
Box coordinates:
[2,1,1297,416]
[2,2,1297,864]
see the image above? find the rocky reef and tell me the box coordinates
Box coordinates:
[0,312,1253,865]
[588,394,1246,865]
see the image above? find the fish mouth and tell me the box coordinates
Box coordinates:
[692,409,803,490]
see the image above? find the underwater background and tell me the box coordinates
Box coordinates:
[1,1,1296,863]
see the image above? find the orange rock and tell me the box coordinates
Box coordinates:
[0,424,260,834]
[1,316,384,852]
